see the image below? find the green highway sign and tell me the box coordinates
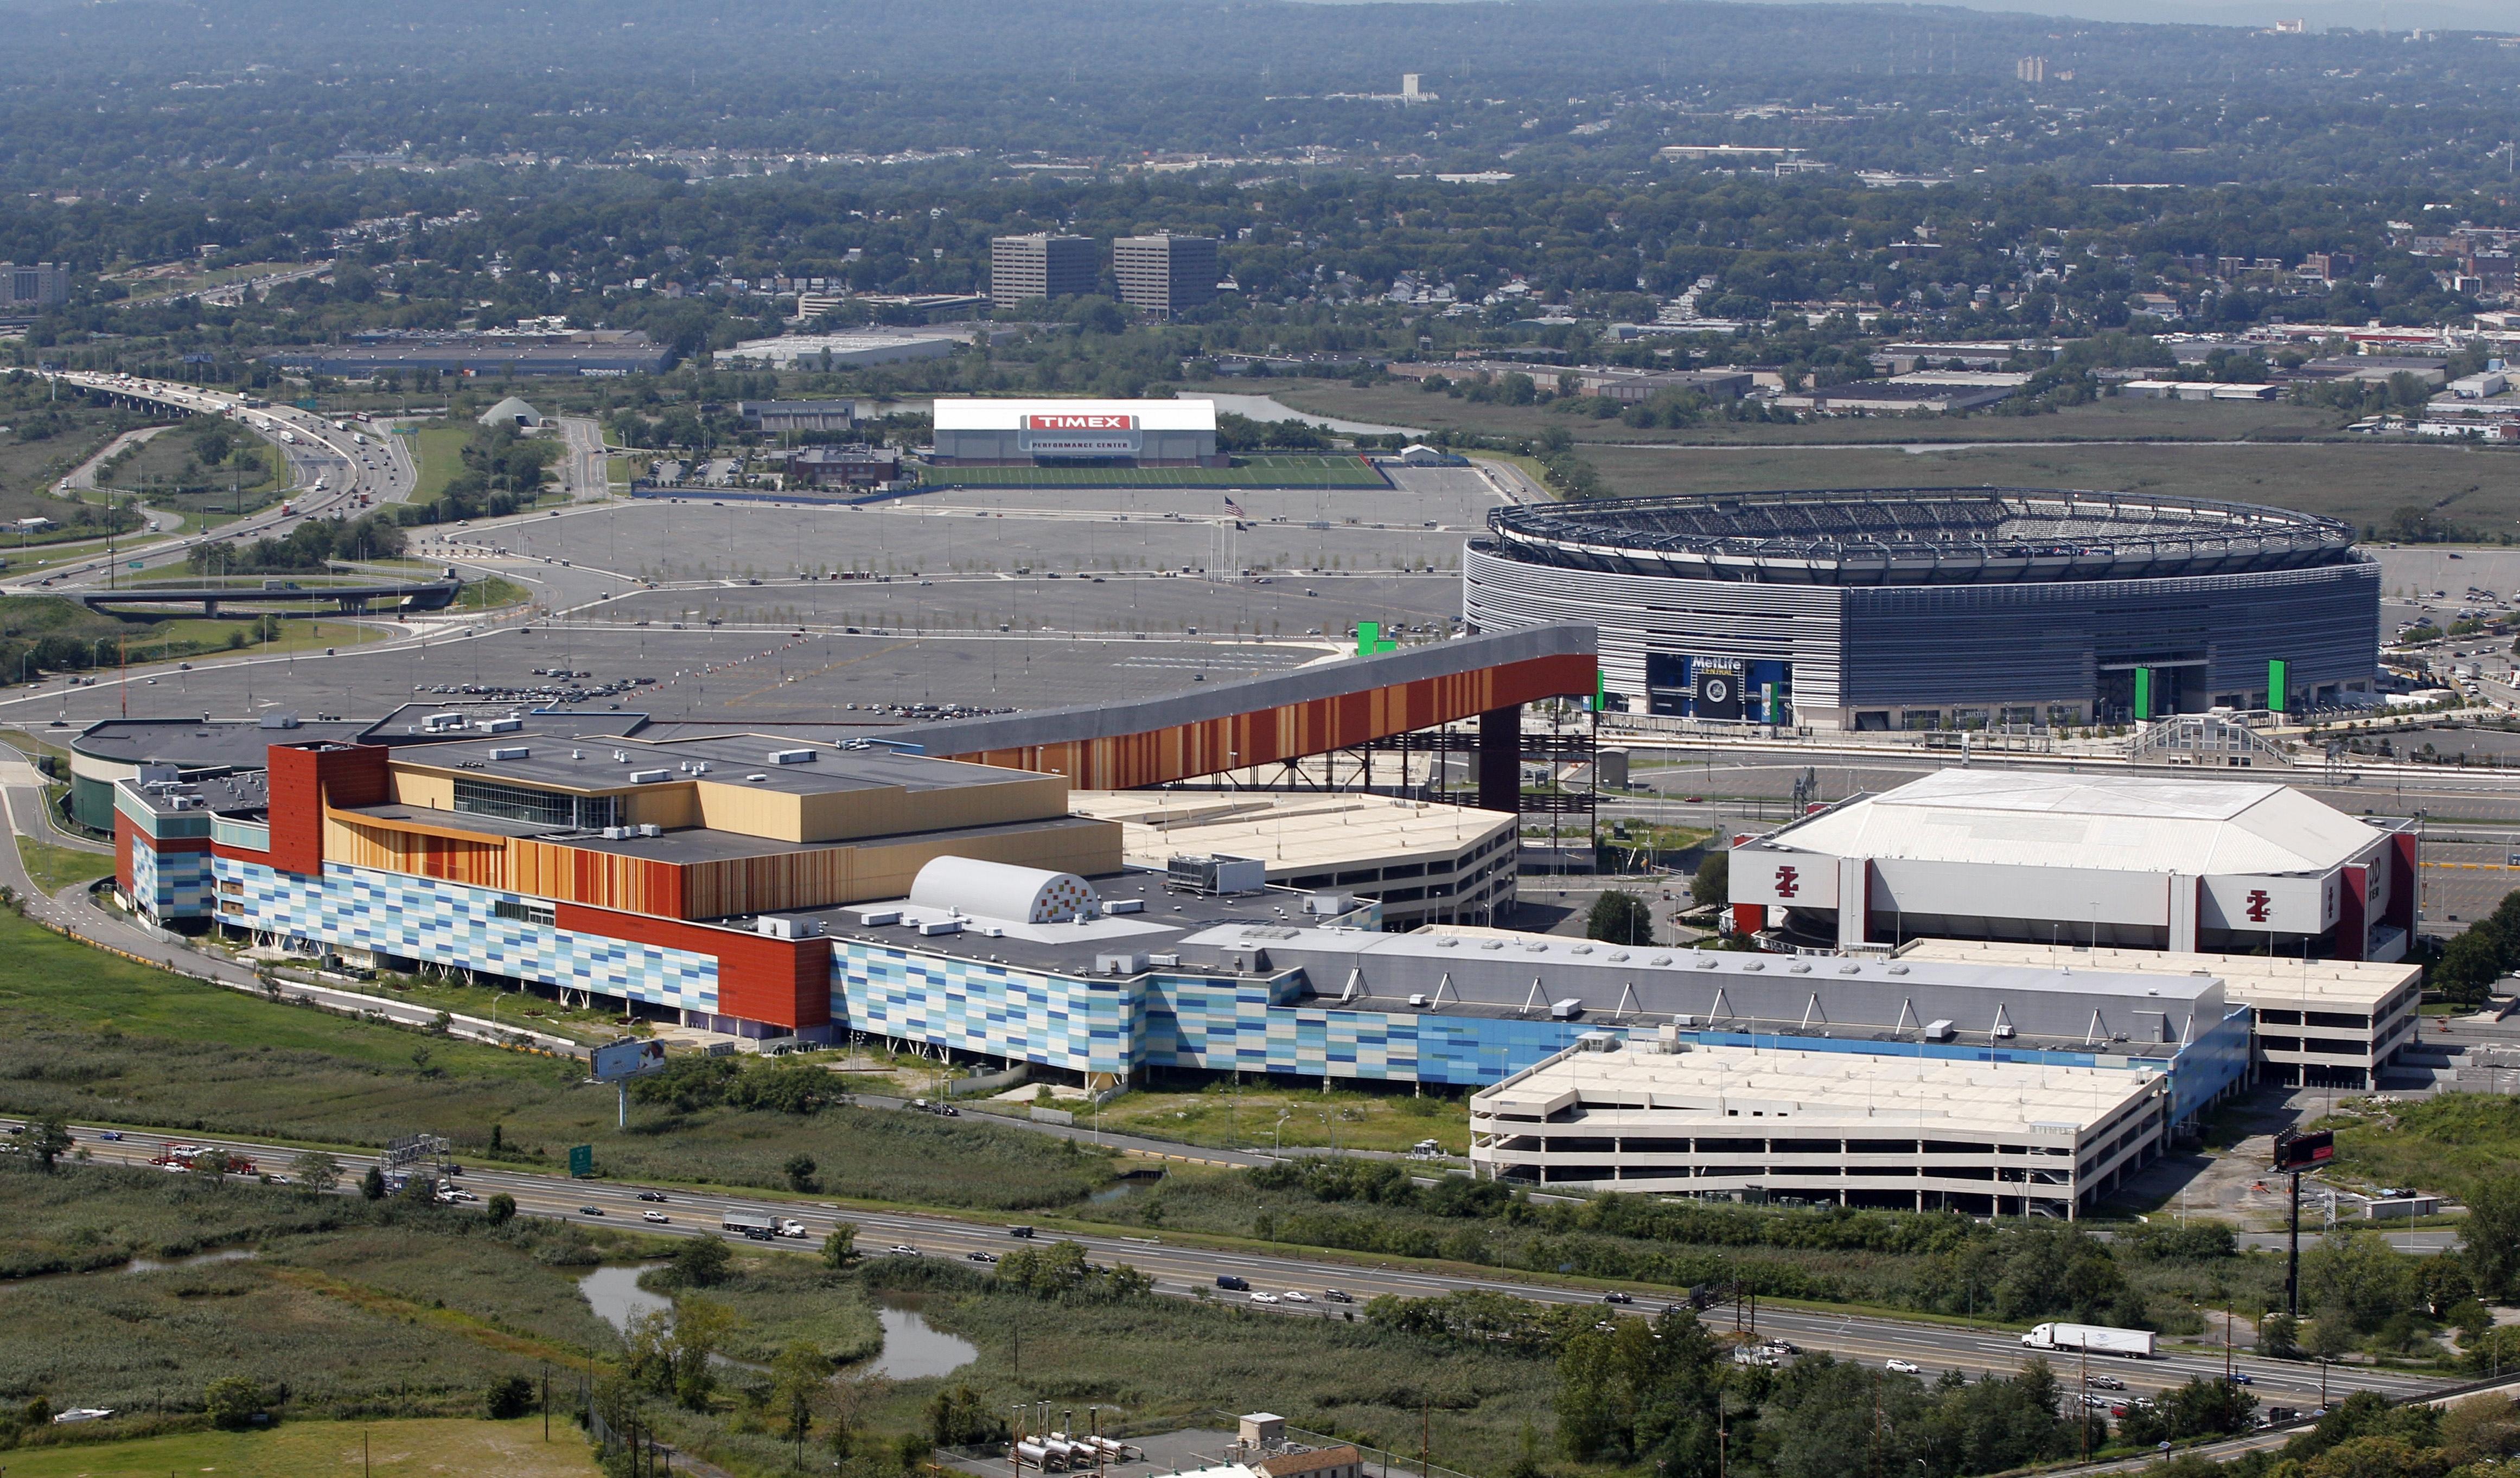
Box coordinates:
[567,1144,593,1178]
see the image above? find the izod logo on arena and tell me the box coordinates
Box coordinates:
[1026,413,1138,430]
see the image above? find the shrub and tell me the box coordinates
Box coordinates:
[203,1375,267,1429]
[484,1374,535,1420]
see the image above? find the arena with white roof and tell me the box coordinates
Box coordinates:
[1731,769,2417,963]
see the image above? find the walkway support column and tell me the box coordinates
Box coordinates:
[1477,703,1521,814]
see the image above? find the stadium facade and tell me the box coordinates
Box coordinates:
[1463,489,2378,731]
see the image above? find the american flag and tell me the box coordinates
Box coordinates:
[1223,496,1248,520]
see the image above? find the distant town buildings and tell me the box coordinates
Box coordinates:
[988,233,1098,305]
[1114,233,1221,316]
[2014,56,2046,83]
[0,261,70,310]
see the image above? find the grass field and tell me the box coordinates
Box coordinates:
[410,425,473,504]
[16,834,109,893]
[1240,379,2350,448]
[0,908,1117,1207]
[0,1418,602,1478]
[916,454,1389,489]
[2325,1092,2520,1198]
[1042,1080,1472,1156]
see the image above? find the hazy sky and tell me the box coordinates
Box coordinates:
[1297,0,2515,34]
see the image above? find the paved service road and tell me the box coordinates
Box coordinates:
[47,1122,2452,1414]
[556,416,611,501]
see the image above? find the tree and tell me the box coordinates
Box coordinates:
[927,1381,1004,1446]
[2302,1230,2416,1334]
[484,1374,535,1420]
[2161,1376,2256,1438]
[1585,890,1654,946]
[360,1163,386,1200]
[22,1114,71,1172]
[2463,1173,2520,1301]
[770,1340,828,1454]
[2257,1311,2300,1359]
[2305,1315,2356,1361]
[784,1153,820,1193]
[289,1149,340,1197]
[203,1375,267,1429]
[822,1221,859,1269]
[673,1234,731,1288]
[2434,928,2502,1006]
[1690,849,1728,908]
[670,1296,738,1411]
[485,1192,518,1225]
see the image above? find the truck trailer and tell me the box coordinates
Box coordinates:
[2020,1323,2156,1358]
[722,1212,777,1240]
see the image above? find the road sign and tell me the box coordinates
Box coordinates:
[2273,1127,2333,1173]
[567,1144,594,1178]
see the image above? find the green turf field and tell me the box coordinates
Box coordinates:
[916,454,1389,489]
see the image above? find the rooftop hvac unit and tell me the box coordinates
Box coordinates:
[1992,1023,2016,1039]
[483,718,524,733]
[756,915,824,939]
[768,748,816,765]
[1102,898,1145,915]
[1578,1031,1621,1051]
[1095,952,1150,975]
[1922,1019,1956,1042]
[850,907,903,927]
[635,824,661,837]
[1306,891,1356,916]
[917,918,964,937]
[487,746,530,761]
[1165,853,1267,896]
[1147,952,1180,968]
[601,826,632,840]
[628,769,671,784]
[257,711,301,729]
[1550,998,1586,1021]
[421,713,467,732]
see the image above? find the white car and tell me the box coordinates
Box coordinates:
[1249,1291,1281,1304]
[643,1210,669,1224]
[1280,1290,1311,1303]
[889,1245,920,1257]
[1886,1359,1923,1375]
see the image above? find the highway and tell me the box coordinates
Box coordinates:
[49,1121,2453,1416]
[12,372,422,598]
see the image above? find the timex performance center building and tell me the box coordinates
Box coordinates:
[929,398,1223,467]
[1463,489,2378,731]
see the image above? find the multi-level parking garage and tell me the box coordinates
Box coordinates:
[1463,488,2379,731]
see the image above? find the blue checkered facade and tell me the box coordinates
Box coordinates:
[212,859,722,1012]
[128,837,214,922]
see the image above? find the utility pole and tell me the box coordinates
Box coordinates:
[2287,1171,2302,1316]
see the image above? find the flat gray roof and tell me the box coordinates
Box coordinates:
[397,732,1048,798]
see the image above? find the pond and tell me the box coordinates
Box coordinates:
[1,1246,261,1288]
[576,1263,976,1381]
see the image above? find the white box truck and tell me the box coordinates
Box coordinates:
[2020,1323,2156,1358]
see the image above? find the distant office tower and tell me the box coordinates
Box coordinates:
[2015,56,2046,83]
[1113,234,1220,316]
[1402,73,1421,100]
[0,261,69,310]
[990,234,1097,305]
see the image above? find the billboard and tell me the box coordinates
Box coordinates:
[1019,412,1141,458]
[1694,659,1745,720]
[589,1038,666,1083]
[2272,1127,2333,1172]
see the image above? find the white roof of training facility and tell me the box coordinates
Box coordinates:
[1895,939,2418,1010]
[477,395,543,426]
[1753,769,2382,876]
[932,397,1216,432]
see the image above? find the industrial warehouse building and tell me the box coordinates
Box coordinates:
[1463,489,2379,731]
[929,398,1222,466]
[1730,770,2419,963]
[718,331,964,372]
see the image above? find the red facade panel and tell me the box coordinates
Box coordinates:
[554,901,831,1031]
[114,811,135,892]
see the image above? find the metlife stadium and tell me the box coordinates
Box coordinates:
[1463,488,2378,731]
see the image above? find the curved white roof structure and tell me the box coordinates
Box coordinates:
[910,855,1101,924]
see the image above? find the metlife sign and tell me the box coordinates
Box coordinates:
[1019,412,1141,458]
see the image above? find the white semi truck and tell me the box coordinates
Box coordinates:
[2020,1323,2157,1358]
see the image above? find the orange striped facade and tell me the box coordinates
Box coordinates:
[942,651,1596,790]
